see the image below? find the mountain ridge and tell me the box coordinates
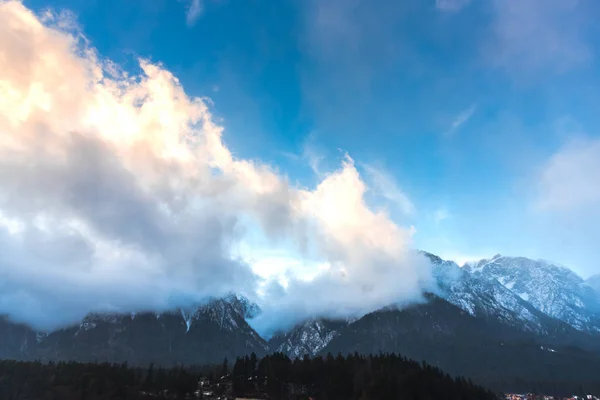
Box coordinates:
[463,254,600,333]
[317,295,600,390]
[2,252,600,378]
[0,295,268,365]
[272,252,600,361]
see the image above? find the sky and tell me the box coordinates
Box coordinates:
[1,0,600,332]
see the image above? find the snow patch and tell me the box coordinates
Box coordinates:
[181,309,192,333]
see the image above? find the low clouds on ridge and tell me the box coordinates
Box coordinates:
[0,1,432,331]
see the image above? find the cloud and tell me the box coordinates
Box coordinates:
[486,0,592,74]
[0,1,432,331]
[445,104,476,136]
[362,163,415,216]
[522,134,600,278]
[185,0,203,26]
[536,137,600,212]
[433,208,450,225]
[435,0,471,12]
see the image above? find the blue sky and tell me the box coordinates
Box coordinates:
[18,0,600,278]
[2,0,600,329]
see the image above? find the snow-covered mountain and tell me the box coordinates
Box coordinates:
[2,252,599,366]
[268,319,348,358]
[426,253,566,335]
[464,255,600,333]
[319,296,600,388]
[263,252,600,359]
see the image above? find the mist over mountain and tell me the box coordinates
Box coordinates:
[268,253,600,361]
[2,249,600,397]
[0,295,268,365]
[3,252,599,365]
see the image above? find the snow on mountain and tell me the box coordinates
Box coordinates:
[464,255,600,333]
[6,256,598,362]
[273,252,600,358]
[20,294,268,364]
[424,252,556,334]
[269,319,348,359]
[224,293,262,319]
[39,294,265,348]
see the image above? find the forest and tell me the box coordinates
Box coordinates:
[0,352,500,400]
[231,352,498,400]
[3,351,596,400]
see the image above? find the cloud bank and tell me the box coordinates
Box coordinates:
[0,1,432,331]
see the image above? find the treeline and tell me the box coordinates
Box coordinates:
[232,352,499,400]
[0,360,201,400]
[4,352,594,400]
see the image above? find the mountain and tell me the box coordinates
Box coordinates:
[426,252,600,350]
[224,293,262,319]
[464,255,600,333]
[268,319,348,358]
[0,317,37,360]
[428,252,554,333]
[0,295,267,365]
[2,251,600,393]
[270,253,600,362]
[319,296,600,391]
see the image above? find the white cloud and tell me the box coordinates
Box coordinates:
[362,163,415,216]
[0,1,432,330]
[279,133,326,177]
[445,104,476,136]
[536,137,600,212]
[487,0,591,74]
[185,0,203,26]
[302,134,325,177]
[435,0,471,12]
[433,208,450,225]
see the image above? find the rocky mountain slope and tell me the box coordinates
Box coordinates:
[0,317,37,360]
[268,319,348,358]
[464,255,600,333]
[271,253,600,360]
[319,296,600,389]
[1,295,267,365]
[428,252,555,334]
[427,253,600,350]
[2,252,600,383]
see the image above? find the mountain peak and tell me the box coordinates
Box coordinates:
[464,255,600,333]
[269,318,348,359]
